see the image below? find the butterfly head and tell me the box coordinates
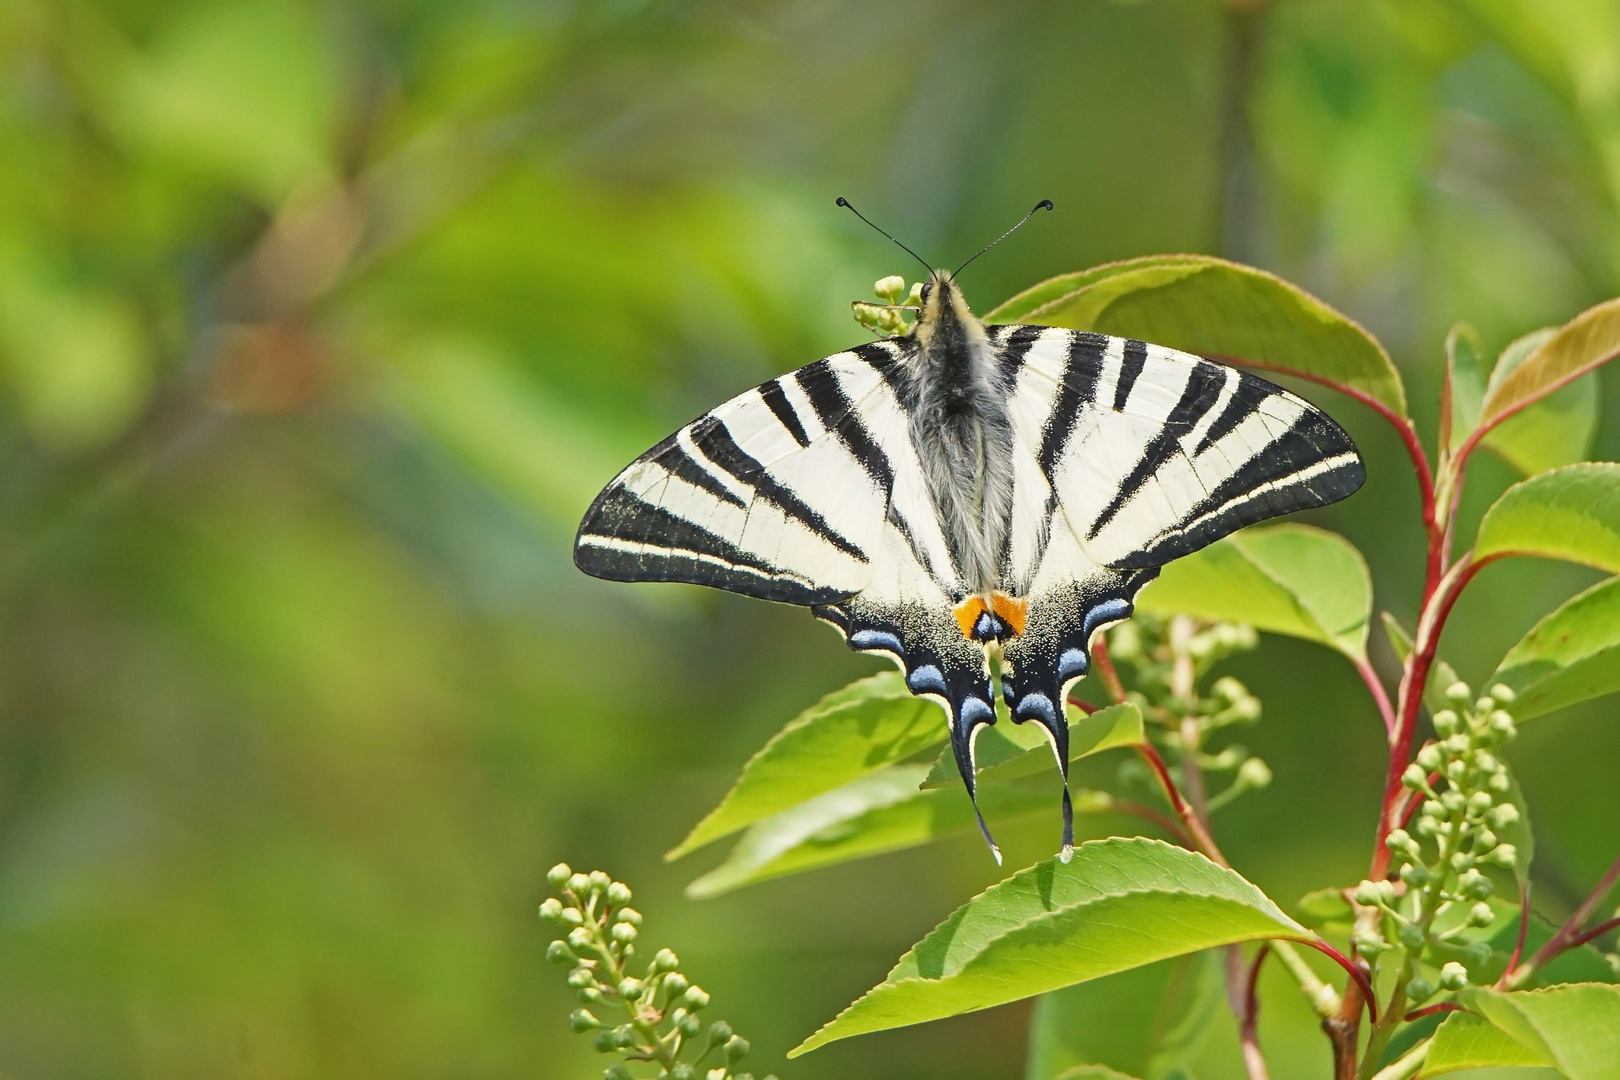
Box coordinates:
[913,271,982,350]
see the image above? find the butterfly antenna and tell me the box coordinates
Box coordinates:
[835,197,934,277]
[953,199,1054,278]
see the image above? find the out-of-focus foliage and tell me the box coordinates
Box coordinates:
[3,0,1620,1078]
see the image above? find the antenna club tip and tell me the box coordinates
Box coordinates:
[835,196,850,207]
[1036,199,1054,211]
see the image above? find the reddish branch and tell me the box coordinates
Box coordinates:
[1512,850,1620,985]
[1091,635,1128,704]
[1240,945,1271,1080]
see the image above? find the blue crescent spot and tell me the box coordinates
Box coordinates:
[906,664,948,696]
[1057,648,1089,681]
[1001,682,1016,706]
[850,629,902,654]
[1015,694,1057,725]
[1083,599,1133,637]
[960,698,995,726]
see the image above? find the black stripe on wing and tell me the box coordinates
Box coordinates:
[690,417,867,560]
[1113,402,1365,568]
[1086,359,1227,541]
[575,489,849,605]
[797,358,896,489]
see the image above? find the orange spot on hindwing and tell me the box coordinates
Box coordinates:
[953,592,1029,641]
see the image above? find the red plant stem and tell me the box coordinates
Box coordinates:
[1403,1002,1468,1022]
[1570,915,1620,951]
[1067,696,1100,715]
[1113,799,1198,848]
[1514,849,1620,983]
[1354,655,1397,739]
[1240,945,1271,1080]
[1091,635,1127,704]
[1376,555,1499,876]
[1290,937,1377,1024]
[1135,742,1227,867]
[1498,887,1532,990]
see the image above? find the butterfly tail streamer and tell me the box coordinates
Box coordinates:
[949,703,1002,864]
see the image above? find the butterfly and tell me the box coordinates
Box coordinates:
[574,200,1365,862]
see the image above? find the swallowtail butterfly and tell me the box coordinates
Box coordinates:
[575,201,1365,862]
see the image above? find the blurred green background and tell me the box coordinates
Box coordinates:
[3,0,1620,1077]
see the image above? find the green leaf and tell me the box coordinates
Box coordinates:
[1474,463,1620,573]
[666,672,943,860]
[1295,887,1355,931]
[683,769,1079,899]
[1461,985,1620,1080]
[1052,1067,1145,1080]
[1478,297,1620,434]
[984,254,1406,419]
[1381,612,1464,715]
[919,702,1144,789]
[788,838,1303,1057]
[1027,952,1225,1080]
[1417,1011,1551,1077]
[1493,576,1620,722]
[1446,323,1487,454]
[1481,328,1599,476]
[1137,524,1372,661]
[1427,896,1617,989]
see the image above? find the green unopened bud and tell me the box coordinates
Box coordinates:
[1446,759,1469,783]
[654,948,680,972]
[1400,863,1431,887]
[1489,771,1512,794]
[588,870,611,891]
[1238,757,1272,789]
[1433,710,1460,737]
[1489,843,1517,868]
[1402,764,1429,789]
[1423,799,1445,818]
[1489,684,1516,704]
[604,1065,634,1080]
[1466,791,1493,814]
[676,1013,703,1038]
[905,281,924,306]
[547,863,573,889]
[1469,901,1495,927]
[1415,816,1439,837]
[1446,682,1472,704]
[684,985,711,1010]
[611,922,637,943]
[1353,880,1384,906]
[606,882,632,905]
[707,1020,734,1046]
[567,967,597,988]
[1212,676,1245,702]
[1416,745,1443,771]
[1353,928,1387,954]
[725,1034,752,1063]
[1398,922,1428,950]
[1474,751,1499,774]
[1490,711,1516,738]
[567,873,591,895]
[874,275,906,303]
[614,907,642,926]
[567,927,592,950]
[539,898,565,923]
[663,972,689,997]
[1474,696,1493,714]
[1444,734,1471,755]
[1488,803,1520,829]
[1474,828,1498,851]
[1459,869,1493,900]
[577,986,604,1004]
[1387,829,1416,855]
[1406,976,1434,1003]
[670,1064,696,1080]
[1440,961,1469,990]
[560,907,584,927]
[570,1009,602,1032]
[1442,790,1466,813]
[1451,851,1475,872]
[618,977,643,998]
[592,1029,616,1053]
[1231,697,1262,721]
[548,940,576,965]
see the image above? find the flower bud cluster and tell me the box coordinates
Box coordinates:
[1107,614,1268,814]
[542,863,772,1080]
[852,277,923,337]
[1351,682,1522,1006]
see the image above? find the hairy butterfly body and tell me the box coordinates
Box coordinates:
[575,259,1364,862]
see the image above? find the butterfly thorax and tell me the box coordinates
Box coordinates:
[905,274,1016,598]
